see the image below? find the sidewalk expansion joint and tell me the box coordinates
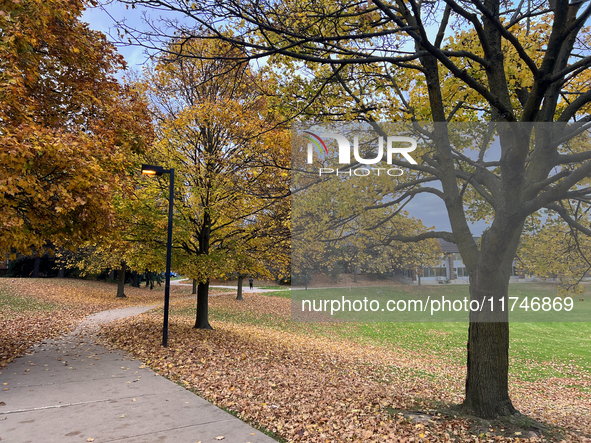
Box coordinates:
[0,394,155,415]
[5,375,131,389]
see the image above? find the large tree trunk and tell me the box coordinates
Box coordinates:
[236,275,244,300]
[116,261,127,298]
[461,231,520,418]
[194,279,212,329]
[463,278,516,417]
[464,322,516,417]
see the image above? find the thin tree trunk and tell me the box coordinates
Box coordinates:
[32,256,41,278]
[236,275,244,300]
[192,278,197,295]
[194,279,212,329]
[195,210,212,327]
[57,266,65,278]
[132,272,140,288]
[116,261,127,298]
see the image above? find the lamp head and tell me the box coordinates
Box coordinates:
[141,164,165,176]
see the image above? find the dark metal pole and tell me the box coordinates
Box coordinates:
[163,168,174,347]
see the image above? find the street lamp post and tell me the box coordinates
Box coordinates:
[141,164,175,347]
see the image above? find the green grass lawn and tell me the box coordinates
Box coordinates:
[347,321,591,382]
[0,284,61,314]
[186,283,591,384]
[261,289,291,298]
[254,285,288,290]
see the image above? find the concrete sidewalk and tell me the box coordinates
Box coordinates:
[0,307,277,443]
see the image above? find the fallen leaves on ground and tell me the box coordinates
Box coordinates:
[3,280,590,442]
[98,294,591,443]
[0,278,192,368]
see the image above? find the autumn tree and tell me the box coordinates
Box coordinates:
[518,208,591,294]
[292,157,441,285]
[114,0,591,418]
[55,245,130,295]
[0,0,151,260]
[55,233,164,298]
[140,38,290,328]
[231,199,291,300]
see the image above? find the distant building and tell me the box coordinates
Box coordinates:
[397,238,519,283]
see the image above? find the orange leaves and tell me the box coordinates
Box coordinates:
[94,293,591,442]
[0,0,152,255]
[0,278,188,368]
[96,303,448,442]
[3,278,589,441]
[0,311,72,369]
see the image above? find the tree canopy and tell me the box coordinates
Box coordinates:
[137,38,290,328]
[0,0,151,256]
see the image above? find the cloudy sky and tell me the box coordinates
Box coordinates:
[404,192,489,235]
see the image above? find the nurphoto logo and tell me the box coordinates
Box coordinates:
[304,131,418,176]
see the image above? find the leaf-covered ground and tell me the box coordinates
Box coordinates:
[98,293,591,443]
[0,278,192,368]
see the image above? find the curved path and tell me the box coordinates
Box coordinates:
[0,306,277,443]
